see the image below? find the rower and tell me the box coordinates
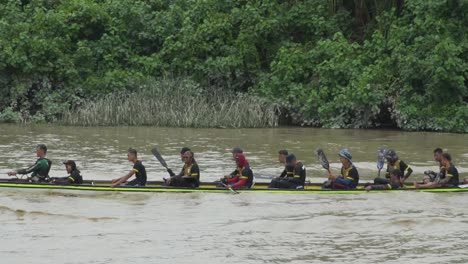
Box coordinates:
[423,148,444,181]
[166,147,191,176]
[414,153,459,188]
[111,148,147,187]
[7,144,51,183]
[165,151,200,187]
[220,153,253,189]
[231,147,252,171]
[365,169,403,191]
[51,160,83,184]
[323,148,359,189]
[268,154,306,189]
[373,149,412,185]
[277,150,290,177]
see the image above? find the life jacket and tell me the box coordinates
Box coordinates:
[387,160,401,173]
[341,166,354,181]
[236,166,254,188]
[183,163,199,180]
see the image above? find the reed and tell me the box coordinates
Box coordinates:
[60,79,279,128]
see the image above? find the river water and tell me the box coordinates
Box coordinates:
[0,124,467,263]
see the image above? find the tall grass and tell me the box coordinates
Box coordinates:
[60,79,279,128]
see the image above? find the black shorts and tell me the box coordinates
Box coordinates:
[170,176,198,188]
[269,178,301,189]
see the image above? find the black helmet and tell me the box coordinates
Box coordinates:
[385,149,397,160]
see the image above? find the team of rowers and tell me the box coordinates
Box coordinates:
[5,144,468,190]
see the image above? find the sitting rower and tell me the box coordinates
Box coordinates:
[220,153,253,189]
[111,148,147,187]
[7,144,51,183]
[277,149,290,178]
[323,149,359,189]
[269,154,306,189]
[268,150,291,186]
[231,147,251,169]
[365,169,403,191]
[414,153,459,188]
[423,148,444,181]
[165,151,200,187]
[51,160,83,184]
[374,149,413,185]
[166,147,191,176]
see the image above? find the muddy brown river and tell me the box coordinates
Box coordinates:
[0,125,467,263]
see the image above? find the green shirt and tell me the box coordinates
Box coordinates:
[17,157,51,179]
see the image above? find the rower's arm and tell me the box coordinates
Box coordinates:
[113,170,135,186]
[187,164,199,178]
[279,169,287,178]
[438,177,450,185]
[16,163,40,175]
[438,168,456,185]
[404,167,413,179]
[401,161,413,179]
[293,164,306,181]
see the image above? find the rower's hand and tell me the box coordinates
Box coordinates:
[400,178,406,185]
[165,177,172,185]
[111,183,119,188]
[7,171,17,176]
[413,182,420,189]
[226,185,232,189]
[111,178,118,183]
[364,186,372,191]
[167,168,175,177]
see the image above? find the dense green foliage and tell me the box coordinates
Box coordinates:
[0,0,466,131]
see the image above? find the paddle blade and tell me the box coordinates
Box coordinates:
[221,182,239,194]
[377,147,386,170]
[151,148,168,168]
[316,149,330,170]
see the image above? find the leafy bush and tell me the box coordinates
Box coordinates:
[0,107,22,123]
[0,0,466,132]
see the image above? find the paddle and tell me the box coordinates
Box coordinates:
[220,182,239,194]
[151,148,175,177]
[316,149,332,178]
[377,147,386,177]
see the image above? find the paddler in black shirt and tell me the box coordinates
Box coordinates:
[423,148,444,182]
[268,149,291,187]
[165,150,200,187]
[51,160,83,184]
[277,149,291,178]
[111,148,147,187]
[374,149,413,185]
[166,147,191,176]
[268,154,306,189]
[415,153,459,188]
[323,148,359,189]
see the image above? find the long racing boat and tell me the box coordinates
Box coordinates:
[1,179,467,194]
